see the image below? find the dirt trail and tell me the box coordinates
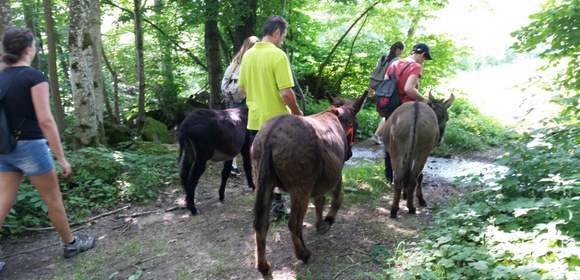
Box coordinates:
[1,144,465,280]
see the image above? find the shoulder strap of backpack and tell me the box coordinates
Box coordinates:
[396,62,414,79]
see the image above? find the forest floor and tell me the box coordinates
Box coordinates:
[1,141,498,280]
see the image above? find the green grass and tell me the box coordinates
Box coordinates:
[342,163,390,205]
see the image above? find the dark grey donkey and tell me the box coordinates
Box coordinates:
[178,107,254,215]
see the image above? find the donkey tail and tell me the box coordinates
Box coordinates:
[253,144,275,232]
[178,133,197,186]
[402,102,421,187]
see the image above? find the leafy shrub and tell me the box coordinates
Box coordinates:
[142,117,171,143]
[433,94,515,156]
[2,142,179,237]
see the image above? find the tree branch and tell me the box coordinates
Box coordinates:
[102,0,207,71]
[314,0,383,95]
[334,14,369,92]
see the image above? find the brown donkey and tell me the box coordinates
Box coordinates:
[251,91,368,275]
[382,93,454,218]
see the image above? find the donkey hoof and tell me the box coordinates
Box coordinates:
[316,221,331,234]
[189,207,198,215]
[257,261,271,276]
[390,208,398,219]
[297,249,311,263]
[408,208,416,214]
[419,200,427,207]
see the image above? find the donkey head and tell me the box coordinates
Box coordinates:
[428,93,455,144]
[326,90,369,160]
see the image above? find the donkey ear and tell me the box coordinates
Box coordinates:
[352,90,369,115]
[326,92,337,105]
[443,93,455,109]
[428,91,435,102]
[329,107,340,116]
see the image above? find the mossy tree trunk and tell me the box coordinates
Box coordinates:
[0,0,9,37]
[0,0,10,69]
[68,0,104,148]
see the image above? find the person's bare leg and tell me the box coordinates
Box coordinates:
[29,171,74,244]
[0,172,24,271]
[0,172,23,227]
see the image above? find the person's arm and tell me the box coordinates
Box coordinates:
[280,88,303,116]
[404,74,425,102]
[273,53,302,115]
[31,82,71,177]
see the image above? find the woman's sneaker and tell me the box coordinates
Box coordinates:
[231,167,242,176]
[63,234,96,258]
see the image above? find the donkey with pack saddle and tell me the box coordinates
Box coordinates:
[251,90,368,275]
[382,93,454,218]
[178,107,255,215]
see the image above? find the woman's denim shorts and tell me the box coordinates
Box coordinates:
[0,139,54,176]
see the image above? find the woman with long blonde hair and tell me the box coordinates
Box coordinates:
[221,35,259,175]
[221,36,260,109]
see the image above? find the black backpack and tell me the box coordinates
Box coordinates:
[375,62,413,118]
[0,87,17,154]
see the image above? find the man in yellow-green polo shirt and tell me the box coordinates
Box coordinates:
[238,16,303,130]
[238,15,302,220]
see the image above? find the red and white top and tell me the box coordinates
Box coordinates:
[385,59,422,103]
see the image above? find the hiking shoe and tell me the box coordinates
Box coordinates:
[231,167,241,176]
[63,234,96,258]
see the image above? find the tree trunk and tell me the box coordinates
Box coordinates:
[406,13,421,42]
[154,0,177,110]
[0,0,9,36]
[68,0,104,147]
[89,0,105,136]
[134,0,146,131]
[98,38,114,123]
[22,1,43,70]
[231,0,257,52]
[0,0,11,69]
[204,0,222,109]
[102,46,120,123]
[43,0,66,132]
[217,30,232,67]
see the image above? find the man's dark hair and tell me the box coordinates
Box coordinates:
[262,16,288,37]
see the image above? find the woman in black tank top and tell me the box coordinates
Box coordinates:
[0,27,95,272]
